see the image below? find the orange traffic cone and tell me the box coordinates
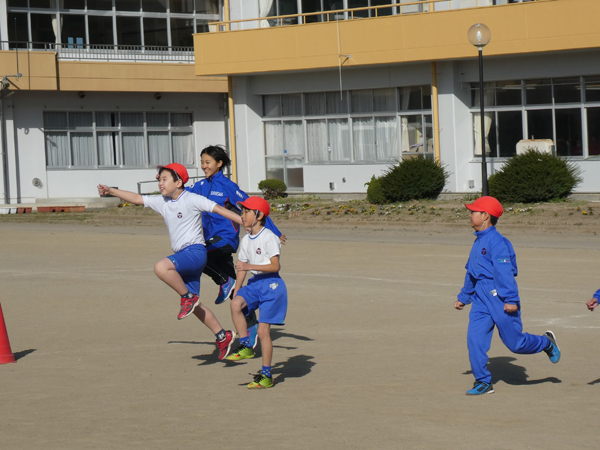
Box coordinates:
[0,303,15,364]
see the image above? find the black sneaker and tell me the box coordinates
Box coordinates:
[544,330,561,364]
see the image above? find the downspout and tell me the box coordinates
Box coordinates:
[224,0,238,183]
[431,62,441,165]
[0,92,9,204]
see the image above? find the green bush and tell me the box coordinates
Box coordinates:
[258,179,287,200]
[379,157,449,202]
[365,175,386,204]
[488,149,582,203]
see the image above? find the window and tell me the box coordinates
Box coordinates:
[44,112,194,169]
[117,17,142,46]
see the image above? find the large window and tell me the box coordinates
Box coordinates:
[44,111,194,169]
[262,86,432,187]
[470,76,600,158]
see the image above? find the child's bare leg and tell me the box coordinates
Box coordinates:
[258,323,272,367]
[230,295,249,338]
[192,304,222,334]
[154,258,187,296]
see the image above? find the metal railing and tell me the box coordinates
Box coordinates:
[1,41,194,63]
[211,0,541,31]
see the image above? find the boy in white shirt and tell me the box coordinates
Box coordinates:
[226,197,288,389]
[97,163,241,360]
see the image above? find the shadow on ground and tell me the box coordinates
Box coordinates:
[463,356,562,385]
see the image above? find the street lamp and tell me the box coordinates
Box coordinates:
[468,23,491,196]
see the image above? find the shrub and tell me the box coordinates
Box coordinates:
[258,179,287,200]
[379,157,449,202]
[365,175,386,204]
[488,149,582,203]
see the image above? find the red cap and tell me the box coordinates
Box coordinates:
[157,163,189,184]
[465,196,504,218]
[237,196,270,217]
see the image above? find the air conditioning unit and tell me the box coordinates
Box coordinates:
[516,139,554,155]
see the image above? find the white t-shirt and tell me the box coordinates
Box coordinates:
[238,227,281,275]
[143,191,216,253]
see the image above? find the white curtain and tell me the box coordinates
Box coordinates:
[45,132,69,167]
[353,117,375,161]
[473,84,494,155]
[401,87,411,152]
[351,90,373,113]
[305,93,326,116]
[375,116,398,160]
[283,120,304,156]
[171,113,192,127]
[97,132,119,166]
[373,88,396,112]
[259,0,275,28]
[329,119,351,161]
[148,131,170,165]
[122,132,145,166]
[307,120,328,162]
[281,94,302,116]
[265,122,283,156]
[172,132,194,165]
[327,91,348,114]
[71,132,95,166]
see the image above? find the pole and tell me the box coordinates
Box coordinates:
[478,48,488,196]
[431,62,441,165]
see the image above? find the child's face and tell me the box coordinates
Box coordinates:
[158,170,181,196]
[201,154,223,178]
[241,208,261,229]
[469,210,489,230]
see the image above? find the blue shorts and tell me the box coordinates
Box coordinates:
[237,273,287,325]
[167,244,207,295]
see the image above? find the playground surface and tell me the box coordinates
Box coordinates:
[1,220,599,449]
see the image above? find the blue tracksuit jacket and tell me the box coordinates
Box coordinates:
[458,226,549,384]
[185,171,281,251]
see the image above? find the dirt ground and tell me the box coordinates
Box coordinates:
[1,206,600,449]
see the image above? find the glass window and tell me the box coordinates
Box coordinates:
[117,17,141,46]
[30,13,56,48]
[88,16,114,45]
[281,94,302,116]
[526,79,552,105]
[587,108,600,156]
[263,95,281,117]
[305,93,326,116]
[195,20,210,33]
[96,112,118,127]
[87,0,112,10]
[170,18,194,47]
[494,80,520,106]
[373,88,396,112]
[121,113,144,127]
[526,109,553,141]
[61,15,86,48]
[172,133,194,165]
[555,108,582,156]
[44,112,68,129]
[46,132,70,167]
[30,0,52,8]
[8,1,28,6]
[63,1,85,9]
[143,0,168,13]
[8,13,29,48]
[306,120,328,162]
[422,85,432,110]
[122,132,145,165]
[302,0,323,23]
[497,110,522,157]
[196,0,219,14]
[327,91,348,114]
[143,17,168,47]
[353,117,375,161]
[585,77,600,103]
[400,86,422,110]
[351,90,373,113]
[348,1,369,18]
[328,119,351,161]
[171,0,194,13]
[71,132,95,166]
[69,112,93,128]
[147,113,169,128]
[375,116,399,160]
[148,132,170,165]
[471,82,495,108]
[172,113,192,127]
[115,0,140,12]
[98,132,121,166]
[554,77,581,104]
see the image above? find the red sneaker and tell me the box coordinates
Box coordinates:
[217,330,236,360]
[177,294,199,320]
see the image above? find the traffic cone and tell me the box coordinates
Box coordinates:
[0,303,16,364]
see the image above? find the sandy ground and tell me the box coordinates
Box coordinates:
[1,220,600,449]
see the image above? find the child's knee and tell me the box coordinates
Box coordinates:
[230,296,246,312]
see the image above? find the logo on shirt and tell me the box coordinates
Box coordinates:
[269,282,279,290]
[497,258,510,263]
[210,191,224,196]
[256,248,262,255]
[236,190,243,198]
[481,248,487,255]
[177,212,183,219]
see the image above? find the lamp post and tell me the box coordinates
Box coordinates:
[468,23,491,196]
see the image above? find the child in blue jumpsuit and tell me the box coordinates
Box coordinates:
[455,196,561,395]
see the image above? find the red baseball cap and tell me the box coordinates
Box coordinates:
[157,163,189,184]
[465,196,504,218]
[237,196,270,217]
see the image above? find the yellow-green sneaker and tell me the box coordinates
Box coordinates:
[247,372,273,389]
[225,344,255,361]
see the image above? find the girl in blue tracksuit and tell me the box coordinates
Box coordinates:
[455,196,561,395]
[185,145,284,305]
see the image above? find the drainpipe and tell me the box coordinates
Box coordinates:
[0,92,9,204]
[223,0,238,183]
[431,62,441,165]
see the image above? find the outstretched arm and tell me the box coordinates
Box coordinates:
[98,185,144,205]
[213,204,243,226]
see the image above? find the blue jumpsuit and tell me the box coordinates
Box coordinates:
[458,226,550,384]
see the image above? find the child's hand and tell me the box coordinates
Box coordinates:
[97,184,110,196]
[454,301,465,310]
[235,261,250,271]
[280,234,287,245]
[504,303,518,313]
[587,298,598,311]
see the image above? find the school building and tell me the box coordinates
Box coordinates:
[1,0,600,204]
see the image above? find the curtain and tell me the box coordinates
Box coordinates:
[307,120,328,162]
[265,122,283,156]
[69,112,93,128]
[45,132,69,167]
[327,91,349,114]
[71,132,95,166]
[329,119,350,161]
[281,94,302,116]
[122,132,145,166]
[147,113,169,128]
[44,112,68,129]
[171,113,192,127]
[375,116,398,160]
[373,88,396,112]
[148,131,170,165]
[97,132,119,166]
[121,113,144,127]
[305,92,326,116]
[473,85,494,155]
[283,120,304,156]
[259,0,275,28]
[351,90,373,113]
[401,87,411,152]
[353,117,375,161]
[172,132,194,165]
[263,95,281,117]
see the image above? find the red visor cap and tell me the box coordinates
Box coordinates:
[237,196,270,217]
[465,196,504,218]
[157,163,189,184]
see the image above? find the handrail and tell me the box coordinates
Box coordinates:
[209,0,542,31]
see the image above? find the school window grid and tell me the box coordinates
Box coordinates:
[470,76,600,159]
[262,86,433,188]
[6,0,219,49]
[43,111,194,169]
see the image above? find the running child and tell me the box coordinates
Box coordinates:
[225,197,288,389]
[455,196,561,395]
[97,163,240,360]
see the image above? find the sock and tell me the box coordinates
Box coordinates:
[240,336,250,348]
[181,291,194,299]
[215,329,226,342]
[261,366,271,378]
